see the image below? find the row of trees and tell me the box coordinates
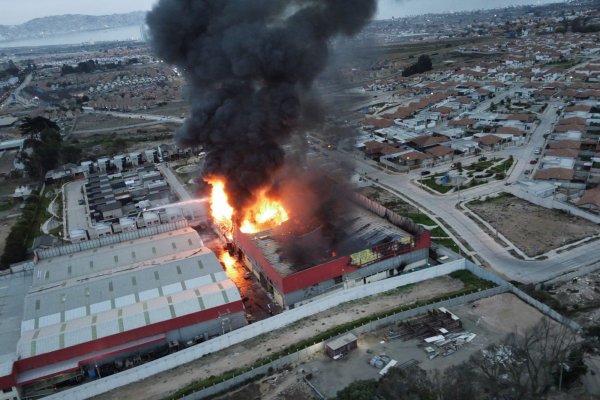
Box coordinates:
[60,58,138,76]
[19,116,81,180]
[335,319,587,400]
[402,55,433,78]
[0,191,42,269]
[557,17,600,34]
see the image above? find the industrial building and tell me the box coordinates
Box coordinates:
[232,196,431,309]
[85,166,174,223]
[68,165,206,242]
[0,223,246,398]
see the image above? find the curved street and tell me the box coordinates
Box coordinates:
[333,100,600,284]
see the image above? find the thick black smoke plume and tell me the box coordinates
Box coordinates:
[146,0,377,213]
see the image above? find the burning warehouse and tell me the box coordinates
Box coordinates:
[230,196,431,309]
[143,1,428,309]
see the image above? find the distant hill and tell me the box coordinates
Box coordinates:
[0,12,146,42]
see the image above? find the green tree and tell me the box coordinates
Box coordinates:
[402,55,433,77]
[19,116,59,141]
[19,116,62,179]
[335,380,377,400]
[377,366,436,400]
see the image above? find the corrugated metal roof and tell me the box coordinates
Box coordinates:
[18,276,240,359]
[24,250,222,321]
[33,227,202,286]
[18,228,242,360]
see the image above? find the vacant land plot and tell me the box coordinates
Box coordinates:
[94,276,464,400]
[467,194,600,257]
[357,185,419,217]
[144,101,190,117]
[214,373,315,400]
[73,114,148,131]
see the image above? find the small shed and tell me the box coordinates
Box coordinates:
[325,333,358,360]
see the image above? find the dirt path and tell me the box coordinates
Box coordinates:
[94,276,463,400]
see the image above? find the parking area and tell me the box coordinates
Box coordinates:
[303,293,547,398]
[64,180,88,234]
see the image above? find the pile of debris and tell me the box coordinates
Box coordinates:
[385,307,476,359]
[386,307,463,341]
[422,331,477,359]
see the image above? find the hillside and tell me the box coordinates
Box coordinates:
[0,12,146,42]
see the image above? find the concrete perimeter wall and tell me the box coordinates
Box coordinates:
[46,259,580,400]
[182,285,509,400]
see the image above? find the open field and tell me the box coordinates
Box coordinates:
[467,194,600,257]
[74,123,179,158]
[214,373,315,400]
[545,270,600,326]
[357,185,420,219]
[73,114,148,131]
[93,275,465,400]
[142,101,190,117]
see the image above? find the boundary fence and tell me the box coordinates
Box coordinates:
[45,260,581,400]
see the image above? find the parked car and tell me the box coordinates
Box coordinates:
[524,169,531,175]
[420,170,431,176]
[529,159,538,165]
[478,156,487,162]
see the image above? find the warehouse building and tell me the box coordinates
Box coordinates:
[0,223,245,398]
[232,199,431,309]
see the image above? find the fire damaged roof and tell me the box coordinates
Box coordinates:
[246,205,412,277]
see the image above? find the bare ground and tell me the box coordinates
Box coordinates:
[468,195,600,257]
[356,185,419,215]
[73,114,148,131]
[214,371,316,400]
[93,276,463,400]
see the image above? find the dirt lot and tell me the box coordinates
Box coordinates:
[467,194,600,257]
[143,101,190,117]
[356,185,418,215]
[224,293,549,399]
[75,123,179,159]
[93,276,464,400]
[214,373,316,400]
[545,271,600,326]
[73,114,148,131]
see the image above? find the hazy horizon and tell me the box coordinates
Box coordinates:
[0,0,566,26]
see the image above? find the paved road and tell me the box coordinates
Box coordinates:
[72,121,167,135]
[86,110,185,124]
[157,163,192,201]
[63,180,89,238]
[0,73,32,109]
[326,98,600,283]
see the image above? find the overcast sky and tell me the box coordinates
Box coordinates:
[1,0,566,25]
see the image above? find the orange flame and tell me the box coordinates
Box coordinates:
[207,178,234,235]
[206,177,288,235]
[239,191,289,234]
[220,252,236,269]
